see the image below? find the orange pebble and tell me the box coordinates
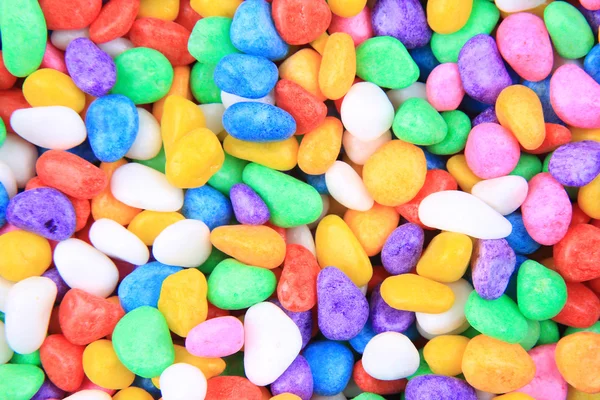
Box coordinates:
[556,332,600,394]
[318,32,356,100]
[153,67,193,122]
[279,48,326,101]
[91,160,141,225]
[298,117,343,175]
[40,334,85,392]
[344,203,399,256]
[277,244,320,312]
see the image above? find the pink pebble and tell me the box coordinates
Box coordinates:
[185,316,245,358]
[76,376,116,396]
[516,344,568,400]
[550,65,600,129]
[464,123,520,179]
[40,41,68,74]
[521,172,572,246]
[426,63,464,111]
[0,223,19,236]
[496,13,553,82]
[328,6,374,46]
[581,0,600,10]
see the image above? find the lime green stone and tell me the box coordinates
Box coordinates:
[133,146,166,173]
[393,98,448,145]
[354,394,386,400]
[460,326,481,339]
[0,0,47,77]
[465,292,528,344]
[564,321,600,336]
[427,110,471,155]
[517,260,567,321]
[537,320,560,345]
[197,247,228,275]
[519,319,540,351]
[0,364,44,400]
[407,348,432,380]
[190,62,222,104]
[112,306,175,378]
[356,36,419,89]
[510,153,542,181]
[9,350,41,366]
[0,119,6,147]
[243,163,323,228]
[544,2,594,59]
[188,17,240,65]
[112,48,174,104]
[0,311,4,323]
[208,153,248,195]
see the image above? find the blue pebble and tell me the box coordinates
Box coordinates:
[38,139,99,165]
[133,376,162,399]
[505,212,541,255]
[304,340,354,396]
[349,321,377,354]
[118,262,182,312]
[409,44,440,82]
[0,183,8,228]
[182,185,233,230]
[214,54,278,99]
[304,173,329,195]
[404,322,421,341]
[223,102,296,142]
[85,94,139,162]
[421,148,447,170]
[230,0,288,61]
[523,78,563,125]
[584,44,600,85]
[505,254,528,301]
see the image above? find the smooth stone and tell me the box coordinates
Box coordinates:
[89,218,149,265]
[159,363,207,400]
[272,299,313,350]
[65,38,116,97]
[97,38,134,58]
[362,332,420,380]
[471,176,528,215]
[381,223,424,275]
[471,239,516,300]
[11,106,86,150]
[152,219,211,268]
[340,82,395,141]
[125,108,162,161]
[549,141,600,187]
[325,161,374,212]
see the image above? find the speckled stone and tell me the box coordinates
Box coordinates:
[381,223,424,275]
[472,107,498,126]
[42,268,70,304]
[65,37,116,97]
[405,375,477,400]
[471,239,516,300]
[370,284,415,334]
[31,379,65,400]
[230,183,270,225]
[549,141,600,187]
[371,0,431,49]
[270,355,314,400]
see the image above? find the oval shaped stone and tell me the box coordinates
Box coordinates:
[214,54,278,99]
[223,102,296,142]
[381,223,424,275]
[549,141,600,187]
[471,239,516,300]
[405,375,477,400]
[517,260,567,321]
[65,38,116,97]
[371,0,431,49]
[465,292,528,343]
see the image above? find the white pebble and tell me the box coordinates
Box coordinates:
[11,106,87,150]
[495,0,546,12]
[111,163,184,212]
[0,162,17,198]
[471,175,529,215]
[159,363,207,400]
[286,224,316,256]
[54,239,119,298]
[0,321,14,364]
[50,28,90,51]
[341,82,395,141]
[342,130,391,165]
[417,319,470,340]
[0,134,38,188]
[153,219,211,268]
[64,390,113,400]
[386,82,427,111]
[0,276,15,313]
[325,161,374,211]
[97,38,134,58]
[125,108,162,160]
[89,218,150,265]
[221,90,275,109]
[199,103,225,134]
[4,277,57,354]
[362,332,420,380]
[416,279,472,336]
[418,190,512,239]
[244,302,302,386]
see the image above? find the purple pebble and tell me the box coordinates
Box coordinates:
[471,239,516,300]
[6,188,76,241]
[31,378,66,400]
[472,106,498,126]
[65,38,117,97]
[458,34,512,105]
[271,355,314,400]
[580,6,600,36]
[230,183,270,225]
[370,283,415,334]
[405,375,478,400]
[372,0,432,49]
[549,141,600,187]
[42,268,70,304]
[272,299,312,349]
[317,267,369,341]
[381,223,424,275]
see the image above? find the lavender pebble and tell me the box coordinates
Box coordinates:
[42,268,70,304]
[31,378,66,400]
[471,239,516,300]
[472,107,498,126]
[230,183,270,225]
[66,37,117,97]
[372,0,432,49]
[405,375,478,400]
[381,223,424,275]
[271,355,314,400]
[272,299,312,349]
[370,284,415,334]
[549,141,600,187]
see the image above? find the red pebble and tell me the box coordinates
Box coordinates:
[554,224,600,282]
[275,79,327,135]
[367,265,391,294]
[0,52,17,90]
[129,18,195,66]
[526,123,572,154]
[570,203,591,227]
[396,169,458,227]
[48,306,63,335]
[206,376,262,400]
[277,244,320,312]
[587,277,600,296]
[59,289,125,345]
[353,360,407,395]
[39,0,102,30]
[207,302,230,319]
[0,89,30,132]
[36,150,108,199]
[553,282,600,328]
[175,0,202,31]
[40,334,85,392]
[89,0,140,44]
[40,42,68,74]
[272,0,332,45]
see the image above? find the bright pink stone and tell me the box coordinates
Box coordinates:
[517,344,568,399]
[426,63,464,111]
[40,42,68,74]
[328,6,373,46]
[464,123,520,179]
[550,65,600,129]
[186,316,245,358]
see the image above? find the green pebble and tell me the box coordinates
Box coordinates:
[190,62,222,104]
[0,364,44,400]
[517,260,567,321]
[243,163,323,228]
[537,320,560,345]
[392,98,448,145]
[208,153,248,195]
[431,0,500,63]
[133,146,166,173]
[222,352,245,377]
[356,36,419,89]
[0,0,47,77]
[188,17,240,65]
[197,247,228,275]
[0,119,6,148]
[465,292,529,344]
[544,2,594,59]
[564,321,600,336]
[112,306,174,379]
[112,48,174,105]
[353,394,386,400]
[426,110,471,155]
[0,311,4,323]
[9,350,41,366]
[407,348,432,381]
[207,259,276,310]
[510,153,542,181]
[460,326,481,339]
[519,319,540,351]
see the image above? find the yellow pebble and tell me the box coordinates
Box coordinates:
[318,33,356,100]
[417,232,473,283]
[571,127,600,143]
[362,140,427,206]
[495,85,545,150]
[423,335,470,376]
[298,117,344,175]
[23,69,86,112]
[310,32,329,55]
[223,135,299,171]
[127,211,186,246]
[271,394,302,400]
[568,385,600,399]
[166,127,224,188]
[83,340,135,390]
[447,154,482,193]
[494,393,536,400]
[328,0,368,17]
[315,215,373,286]
[190,0,242,17]
[579,173,600,219]
[138,0,179,20]
[279,49,326,102]
[161,95,206,157]
[380,274,455,313]
[152,344,225,388]
[343,203,400,257]
[113,387,154,400]
[427,0,473,34]
[158,269,208,337]
[0,231,52,282]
